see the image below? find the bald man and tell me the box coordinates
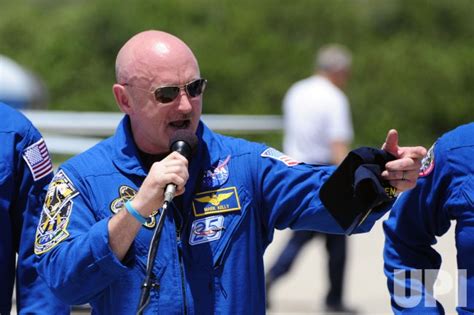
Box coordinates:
[35,30,425,314]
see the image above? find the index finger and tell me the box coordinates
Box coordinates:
[385,157,419,171]
[166,151,190,163]
[399,146,427,160]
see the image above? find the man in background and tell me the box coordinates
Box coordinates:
[266,44,356,313]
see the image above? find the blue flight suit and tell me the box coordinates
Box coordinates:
[384,123,474,314]
[36,116,392,314]
[0,103,69,314]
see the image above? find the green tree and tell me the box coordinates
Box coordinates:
[1,0,472,148]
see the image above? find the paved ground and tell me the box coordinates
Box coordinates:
[264,213,458,315]
[13,213,458,314]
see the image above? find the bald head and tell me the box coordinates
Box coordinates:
[112,30,203,154]
[115,30,199,85]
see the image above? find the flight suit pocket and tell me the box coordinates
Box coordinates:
[462,175,474,207]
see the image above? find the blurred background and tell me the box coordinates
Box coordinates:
[1,0,473,148]
[1,0,472,314]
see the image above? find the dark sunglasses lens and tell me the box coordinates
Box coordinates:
[155,87,180,103]
[186,79,206,97]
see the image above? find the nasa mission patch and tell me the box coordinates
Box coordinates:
[419,142,436,177]
[35,170,79,254]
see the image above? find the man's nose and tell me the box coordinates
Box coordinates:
[176,89,193,113]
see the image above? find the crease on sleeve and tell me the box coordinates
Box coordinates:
[355,199,394,233]
[89,218,135,275]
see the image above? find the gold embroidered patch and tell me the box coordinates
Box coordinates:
[192,187,241,217]
[110,185,159,228]
[35,170,78,254]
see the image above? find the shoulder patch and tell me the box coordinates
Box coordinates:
[35,170,79,254]
[261,147,299,166]
[419,142,435,177]
[22,138,53,181]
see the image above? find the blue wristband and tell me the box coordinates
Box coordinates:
[125,200,148,224]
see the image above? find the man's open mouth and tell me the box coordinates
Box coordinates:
[169,120,191,129]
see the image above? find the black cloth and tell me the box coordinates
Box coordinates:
[320,147,396,235]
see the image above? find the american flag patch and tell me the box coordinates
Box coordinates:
[22,138,53,181]
[260,148,300,166]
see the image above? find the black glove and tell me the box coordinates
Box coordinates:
[320,147,396,235]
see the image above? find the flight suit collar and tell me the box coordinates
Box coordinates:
[111,116,220,179]
[112,115,148,177]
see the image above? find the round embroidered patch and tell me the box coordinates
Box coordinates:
[110,185,159,229]
[419,142,435,177]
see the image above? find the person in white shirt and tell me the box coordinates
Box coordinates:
[266,44,356,314]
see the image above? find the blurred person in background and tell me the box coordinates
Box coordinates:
[266,44,356,313]
[0,102,69,314]
[34,30,425,314]
[384,122,474,313]
[0,55,48,109]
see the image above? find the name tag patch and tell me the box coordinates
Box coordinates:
[189,215,225,245]
[192,187,241,217]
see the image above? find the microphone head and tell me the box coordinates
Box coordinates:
[169,130,198,161]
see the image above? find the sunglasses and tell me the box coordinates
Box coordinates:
[123,78,207,104]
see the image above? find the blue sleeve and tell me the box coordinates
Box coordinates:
[449,147,474,314]
[453,176,474,315]
[0,123,20,314]
[255,147,389,245]
[35,167,132,305]
[383,139,474,313]
[1,119,70,314]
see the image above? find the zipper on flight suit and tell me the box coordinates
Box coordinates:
[173,202,188,315]
[212,205,249,299]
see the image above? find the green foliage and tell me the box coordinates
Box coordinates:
[1,0,473,148]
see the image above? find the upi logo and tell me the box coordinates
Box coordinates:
[393,269,467,308]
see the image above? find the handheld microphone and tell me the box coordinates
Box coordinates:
[137,130,198,315]
[163,130,198,203]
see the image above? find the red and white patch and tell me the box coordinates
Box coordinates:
[419,142,435,177]
[22,138,53,181]
[261,148,300,166]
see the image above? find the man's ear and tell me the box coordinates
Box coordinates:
[113,84,132,114]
